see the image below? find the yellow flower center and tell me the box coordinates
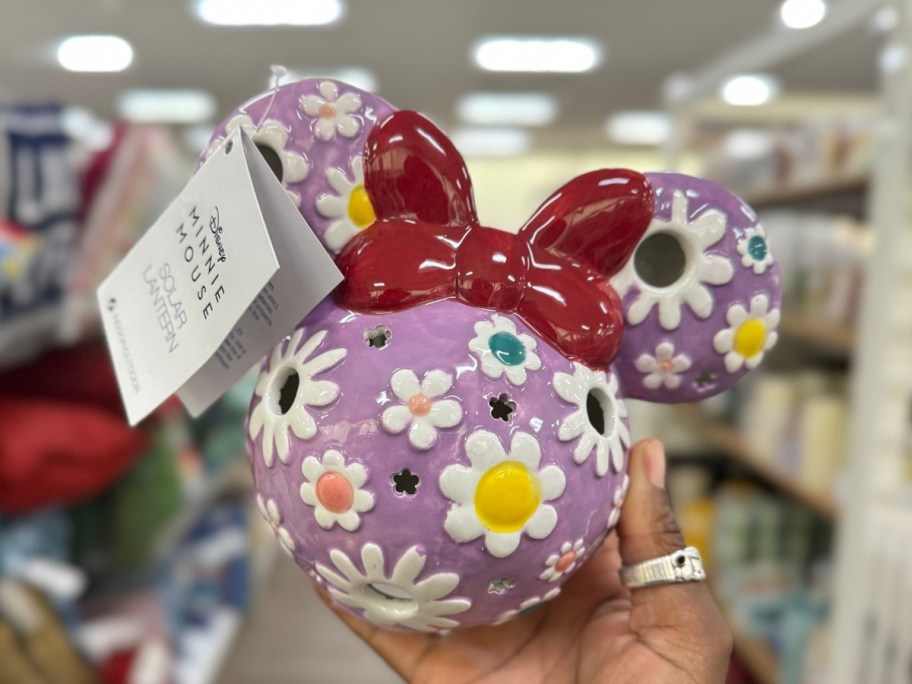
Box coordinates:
[347,184,376,228]
[734,319,767,358]
[474,461,540,533]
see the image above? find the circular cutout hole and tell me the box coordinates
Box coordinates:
[276,369,299,415]
[364,583,419,620]
[634,232,687,288]
[368,582,413,600]
[256,143,284,181]
[586,388,615,436]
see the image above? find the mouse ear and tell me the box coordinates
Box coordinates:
[363,111,478,228]
[518,169,654,277]
[611,172,782,404]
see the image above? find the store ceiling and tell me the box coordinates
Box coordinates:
[0,0,883,150]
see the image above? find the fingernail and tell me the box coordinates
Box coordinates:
[644,440,666,490]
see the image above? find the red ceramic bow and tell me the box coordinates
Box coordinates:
[335,111,655,369]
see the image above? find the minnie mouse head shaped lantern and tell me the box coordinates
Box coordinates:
[202,79,781,630]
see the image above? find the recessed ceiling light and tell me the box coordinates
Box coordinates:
[871,6,899,33]
[720,74,780,106]
[56,35,133,73]
[277,67,378,92]
[472,36,602,73]
[725,130,775,159]
[780,0,826,29]
[117,89,217,124]
[456,92,558,127]
[195,0,344,26]
[450,127,530,157]
[605,111,671,146]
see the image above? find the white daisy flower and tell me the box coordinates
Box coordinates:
[316,543,471,631]
[607,474,630,530]
[539,539,586,582]
[203,114,309,204]
[299,81,363,141]
[316,156,376,253]
[612,190,735,330]
[380,369,463,451]
[439,431,565,558]
[300,449,375,531]
[494,588,561,624]
[468,314,542,386]
[634,341,692,390]
[713,293,780,373]
[248,330,346,467]
[737,225,774,274]
[554,364,630,477]
[255,495,295,556]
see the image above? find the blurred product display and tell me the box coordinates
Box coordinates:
[658,2,912,682]
[0,107,266,684]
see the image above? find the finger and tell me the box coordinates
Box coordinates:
[617,439,732,674]
[313,583,437,679]
[617,438,684,565]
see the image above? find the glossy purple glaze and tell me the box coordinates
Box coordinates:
[246,298,630,629]
[612,173,782,402]
[208,80,782,631]
[198,79,396,255]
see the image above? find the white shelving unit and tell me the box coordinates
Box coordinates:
[664,2,912,681]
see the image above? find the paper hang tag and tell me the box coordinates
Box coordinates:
[98,129,342,426]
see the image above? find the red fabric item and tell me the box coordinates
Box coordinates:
[0,342,124,415]
[98,648,138,684]
[0,396,147,515]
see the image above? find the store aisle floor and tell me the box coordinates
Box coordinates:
[217,554,403,684]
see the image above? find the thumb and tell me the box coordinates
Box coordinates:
[617,438,684,565]
[616,439,732,676]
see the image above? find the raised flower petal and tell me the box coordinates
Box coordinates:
[317,544,471,632]
[299,448,375,531]
[714,294,780,375]
[555,364,629,477]
[381,405,412,434]
[441,431,564,557]
[611,189,735,331]
[382,369,462,452]
[468,314,542,386]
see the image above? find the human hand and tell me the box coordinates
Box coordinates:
[320,439,732,683]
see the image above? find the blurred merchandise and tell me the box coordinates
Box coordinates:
[0,103,82,369]
[762,212,868,330]
[739,371,848,496]
[700,117,876,201]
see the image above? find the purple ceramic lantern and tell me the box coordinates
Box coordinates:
[202,79,781,631]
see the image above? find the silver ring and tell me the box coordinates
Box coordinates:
[620,547,706,589]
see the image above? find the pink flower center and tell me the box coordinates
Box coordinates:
[407,394,433,416]
[269,521,279,533]
[659,359,676,372]
[318,103,336,119]
[316,472,354,513]
[555,551,577,573]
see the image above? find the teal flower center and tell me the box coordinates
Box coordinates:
[747,235,767,261]
[489,332,526,366]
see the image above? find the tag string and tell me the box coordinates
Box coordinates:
[256,64,287,129]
